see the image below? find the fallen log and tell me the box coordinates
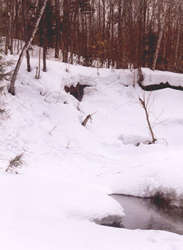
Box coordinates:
[137,68,183,91]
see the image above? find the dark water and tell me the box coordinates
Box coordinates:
[112,195,183,235]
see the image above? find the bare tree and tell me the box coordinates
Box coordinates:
[9,0,48,95]
[152,1,168,70]
[54,0,61,58]
[0,0,182,74]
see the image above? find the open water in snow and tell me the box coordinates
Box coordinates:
[112,195,183,235]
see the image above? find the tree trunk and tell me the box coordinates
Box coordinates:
[174,3,182,71]
[26,50,31,72]
[152,5,167,70]
[9,0,48,95]
[22,0,31,72]
[54,0,60,58]
[10,0,15,55]
[43,46,47,72]
[5,0,12,55]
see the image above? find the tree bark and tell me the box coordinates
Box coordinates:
[5,0,12,55]
[152,4,168,70]
[174,2,182,71]
[26,50,31,72]
[54,0,60,58]
[43,46,47,72]
[9,0,48,95]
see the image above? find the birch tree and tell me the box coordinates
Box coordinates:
[152,1,168,70]
[9,0,48,95]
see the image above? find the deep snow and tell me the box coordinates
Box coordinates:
[0,55,183,249]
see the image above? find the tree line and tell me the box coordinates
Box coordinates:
[0,0,183,73]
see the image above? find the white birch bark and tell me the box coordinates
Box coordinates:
[152,4,168,71]
[9,0,48,95]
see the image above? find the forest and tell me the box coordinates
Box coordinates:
[0,0,183,73]
[1,1,183,249]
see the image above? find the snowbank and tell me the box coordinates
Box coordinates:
[0,56,183,249]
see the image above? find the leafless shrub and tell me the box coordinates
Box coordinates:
[139,93,157,144]
[151,190,173,210]
[150,188,183,216]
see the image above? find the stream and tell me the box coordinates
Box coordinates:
[112,195,183,235]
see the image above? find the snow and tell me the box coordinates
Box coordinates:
[142,68,183,86]
[0,55,183,249]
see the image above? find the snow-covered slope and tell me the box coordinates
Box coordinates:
[0,57,183,249]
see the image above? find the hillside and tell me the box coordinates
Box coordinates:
[0,56,183,249]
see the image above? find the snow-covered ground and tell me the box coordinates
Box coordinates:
[0,55,183,249]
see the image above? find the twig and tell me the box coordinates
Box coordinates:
[5,153,24,174]
[139,97,157,144]
[82,112,96,127]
